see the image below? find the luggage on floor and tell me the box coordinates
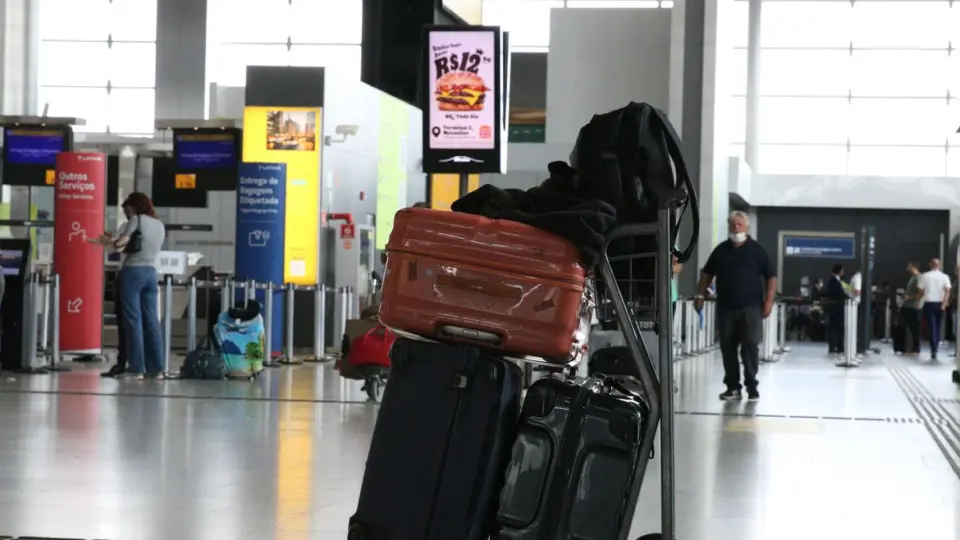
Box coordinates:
[212,302,265,378]
[180,336,229,380]
[340,323,394,370]
[379,207,594,364]
[588,345,642,380]
[494,375,649,540]
[348,338,522,540]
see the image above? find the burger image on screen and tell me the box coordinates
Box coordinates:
[435,72,490,111]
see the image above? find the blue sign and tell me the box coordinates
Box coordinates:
[784,236,855,259]
[235,162,286,353]
[175,133,237,169]
[5,130,64,165]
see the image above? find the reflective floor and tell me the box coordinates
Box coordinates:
[0,342,957,539]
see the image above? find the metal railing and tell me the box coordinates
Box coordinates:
[24,272,350,376]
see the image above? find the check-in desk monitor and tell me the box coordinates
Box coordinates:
[0,239,33,370]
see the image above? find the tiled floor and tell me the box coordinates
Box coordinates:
[0,342,957,539]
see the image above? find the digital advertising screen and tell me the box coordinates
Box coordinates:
[4,129,64,166]
[174,132,237,170]
[422,26,504,174]
[242,106,322,285]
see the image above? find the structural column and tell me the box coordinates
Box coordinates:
[155,0,208,120]
[744,0,762,169]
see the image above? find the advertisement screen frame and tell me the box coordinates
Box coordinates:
[421,25,504,174]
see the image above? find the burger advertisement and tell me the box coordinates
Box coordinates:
[423,26,504,174]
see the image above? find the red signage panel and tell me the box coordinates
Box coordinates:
[54,152,106,353]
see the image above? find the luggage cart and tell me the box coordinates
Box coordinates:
[594,202,693,540]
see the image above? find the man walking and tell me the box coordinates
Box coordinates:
[918,258,951,360]
[695,211,777,401]
[903,262,923,356]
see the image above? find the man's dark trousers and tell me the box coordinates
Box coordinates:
[903,307,921,353]
[923,302,943,356]
[827,305,844,353]
[718,305,762,391]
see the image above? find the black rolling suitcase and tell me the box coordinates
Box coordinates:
[494,375,650,540]
[349,338,522,540]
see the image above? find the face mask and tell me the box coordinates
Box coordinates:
[729,232,747,243]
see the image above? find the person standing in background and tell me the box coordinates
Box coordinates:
[695,211,777,402]
[903,262,923,357]
[918,257,951,361]
[825,264,847,357]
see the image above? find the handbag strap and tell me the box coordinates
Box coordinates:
[362,324,393,340]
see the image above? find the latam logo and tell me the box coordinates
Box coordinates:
[58,171,96,192]
[76,154,103,162]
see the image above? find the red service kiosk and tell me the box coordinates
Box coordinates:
[53,152,106,354]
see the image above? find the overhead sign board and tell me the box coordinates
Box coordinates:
[783,236,855,259]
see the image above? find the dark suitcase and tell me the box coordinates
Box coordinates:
[494,375,650,540]
[588,346,641,379]
[349,338,522,540]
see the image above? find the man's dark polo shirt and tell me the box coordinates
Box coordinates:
[703,238,775,310]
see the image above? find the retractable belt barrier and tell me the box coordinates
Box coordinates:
[838,298,860,367]
[759,302,786,363]
[28,273,342,376]
[673,298,718,359]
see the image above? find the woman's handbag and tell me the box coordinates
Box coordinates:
[344,325,395,369]
[123,215,143,254]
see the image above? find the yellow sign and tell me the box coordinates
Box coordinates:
[242,106,322,285]
[430,173,481,212]
[45,169,56,185]
[175,173,197,189]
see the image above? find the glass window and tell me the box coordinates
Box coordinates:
[39,41,110,87]
[730,142,745,160]
[762,0,852,48]
[40,0,110,41]
[38,87,109,132]
[289,45,362,80]
[482,0,564,47]
[110,43,157,88]
[212,0,290,44]
[851,1,952,49]
[947,147,960,177]
[729,96,746,144]
[760,50,850,97]
[948,54,960,95]
[759,97,849,145]
[728,48,746,96]
[290,0,363,45]
[850,50,951,98]
[952,3,960,46]
[849,98,952,146]
[848,146,947,177]
[759,144,848,175]
[209,44,290,86]
[108,89,156,134]
[730,0,748,49]
[110,0,158,41]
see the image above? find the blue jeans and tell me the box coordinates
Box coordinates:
[119,266,164,373]
[922,301,944,356]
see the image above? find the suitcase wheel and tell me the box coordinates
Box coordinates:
[610,412,641,444]
[524,387,557,418]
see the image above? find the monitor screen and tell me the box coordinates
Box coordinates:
[0,249,25,276]
[4,129,65,166]
[175,133,237,170]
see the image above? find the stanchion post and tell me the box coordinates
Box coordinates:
[220,278,230,314]
[264,281,274,365]
[778,303,787,353]
[229,279,237,309]
[247,279,255,304]
[310,284,326,362]
[682,301,692,356]
[39,274,51,354]
[884,299,892,342]
[16,274,46,374]
[346,286,355,319]
[52,274,61,367]
[283,283,298,364]
[187,277,197,352]
[163,275,173,374]
[339,286,349,344]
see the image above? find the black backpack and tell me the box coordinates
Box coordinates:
[571,102,699,307]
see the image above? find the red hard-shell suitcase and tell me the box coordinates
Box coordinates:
[380,208,593,364]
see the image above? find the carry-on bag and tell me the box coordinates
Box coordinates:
[379,207,593,364]
[494,375,650,540]
[348,338,522,540]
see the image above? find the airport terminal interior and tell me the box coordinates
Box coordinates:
[0,0,959,539]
